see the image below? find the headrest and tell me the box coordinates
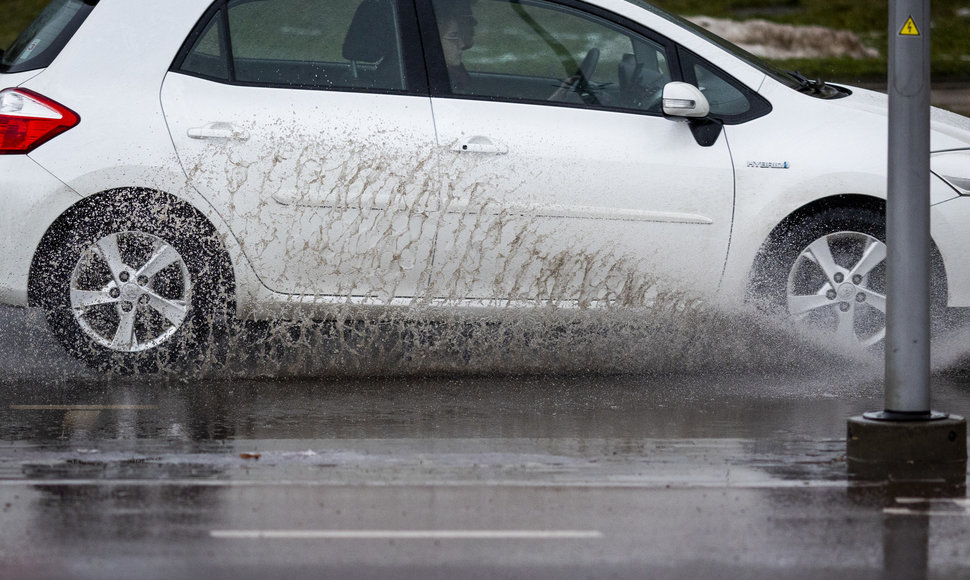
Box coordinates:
[342,0,397,63]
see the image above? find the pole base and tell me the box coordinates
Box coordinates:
[863,410,949,422]
[847,414,967,481]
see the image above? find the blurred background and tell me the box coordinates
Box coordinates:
[2,0,969,109]
[652,0,970,84]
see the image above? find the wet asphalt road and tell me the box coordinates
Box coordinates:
[5,84,970,580]
[2,306,970,578]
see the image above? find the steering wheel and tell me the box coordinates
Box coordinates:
[565,48,600,101]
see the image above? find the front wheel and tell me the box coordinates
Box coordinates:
[752,205,947,349]
[31,193,232,373]
[786,229,887,347]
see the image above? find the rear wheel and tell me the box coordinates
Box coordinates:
[31,192,232,373]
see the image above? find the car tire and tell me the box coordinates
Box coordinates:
[752,205,949,349]
[30,191,232,373]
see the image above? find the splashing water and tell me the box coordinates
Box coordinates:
[5,131,968,382]
[0,298,888,382]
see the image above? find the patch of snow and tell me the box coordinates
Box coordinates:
[689,16,880,60]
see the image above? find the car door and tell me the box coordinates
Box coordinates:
[161,0,438,300]
[421,0,736,305]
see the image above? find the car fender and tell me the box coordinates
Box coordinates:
[28,165,265,318]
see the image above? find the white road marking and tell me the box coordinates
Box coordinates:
[885,498,970,516]
[210,530,603,540]
[896,498,970,507]
[883,508,970,517]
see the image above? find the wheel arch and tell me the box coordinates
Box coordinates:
[747,193,948,305]
[756,194,886,257]
[27,187,237,316]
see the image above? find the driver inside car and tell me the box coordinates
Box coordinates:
[436,0,594,102]
[437,0,477,92]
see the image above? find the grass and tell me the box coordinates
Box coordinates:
[651,0,970,83]
[2,0,968,82]
[1,0,48,51]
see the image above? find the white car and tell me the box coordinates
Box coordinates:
[1,0,969,372]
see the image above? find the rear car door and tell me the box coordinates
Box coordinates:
[161,0,438,300]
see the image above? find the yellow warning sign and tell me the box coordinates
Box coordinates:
[899,16,920,36]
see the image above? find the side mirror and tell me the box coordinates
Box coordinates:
[662,82,710,118]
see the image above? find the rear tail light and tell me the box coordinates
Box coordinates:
[0,88,79,154]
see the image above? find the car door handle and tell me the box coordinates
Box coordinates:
[187,122,250,141]
[452,136,508,155]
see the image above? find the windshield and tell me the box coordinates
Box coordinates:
[623,0,812,91]
[1,0,97,74]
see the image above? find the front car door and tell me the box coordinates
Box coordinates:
[420,0,739,306]
[162,0,438,301]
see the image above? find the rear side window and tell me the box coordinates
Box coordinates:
[176,0,409,92]
[0,0,97,74]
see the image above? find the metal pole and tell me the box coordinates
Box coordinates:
[844,2,964,476]
[881,0,935,419]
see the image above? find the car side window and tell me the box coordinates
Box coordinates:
[429,0,672,114]
[677,49,769,123]
[181,9,230,81]
[178,0,407,91]
[692,61,750,117]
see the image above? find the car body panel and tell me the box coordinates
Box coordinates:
[930,195,970,306]
[0,156,81,305]
[717,78,970,304]
[2,0,273,313]
[0,0,969,330]
[19,0,203,191]
[161,73,440,300]
[428,97,734,303]
[0,70,43,89]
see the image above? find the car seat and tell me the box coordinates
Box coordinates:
[341,0,405,89]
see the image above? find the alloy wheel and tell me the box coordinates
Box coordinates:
[69,231,191,352]
[786,231,887,347]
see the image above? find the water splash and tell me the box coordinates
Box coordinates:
[0,298,884,382]
[5,130,965,381]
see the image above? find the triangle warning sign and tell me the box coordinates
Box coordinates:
[899,16,920,36]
